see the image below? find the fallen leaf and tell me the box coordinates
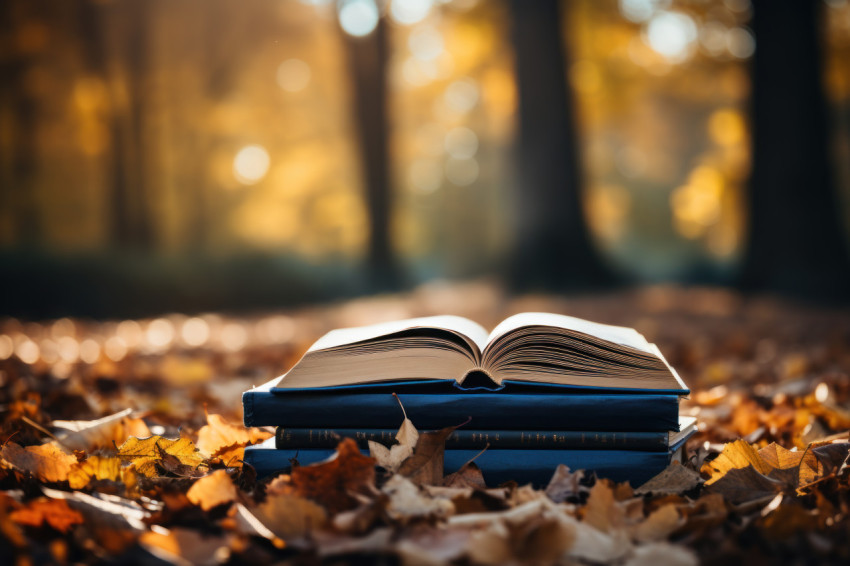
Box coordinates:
[186,469,237,511]
[398,424,457,486]
[702,440,772,485]
[383,474,454,523]
[582,481,625,533]
[239,493,327,540]
[629,504,682,542]
[544,464,588,503]
[635,463,701,496]
[798,441,850,488]
[622,542,698,566]
[116,436,205,477]
[42,487,151,532]
[195,412,271,463]
[395,526,471,565]
[140,527,232,566]
[443,461,487,489]
[51,408,135,452]
[68,455,125,489]
[369,401,419,473]
[0,442,77,483]
[10,498,84,533]
[289,438,376,513]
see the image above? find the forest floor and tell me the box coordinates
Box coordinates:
[1,282,849,565]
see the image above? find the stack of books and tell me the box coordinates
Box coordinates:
[243,313,695,486]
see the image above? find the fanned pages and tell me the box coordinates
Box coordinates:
[274,312,689,393]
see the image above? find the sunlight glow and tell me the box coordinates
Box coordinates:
[338,0,379,37]
[444,78,479,113]
[409,26,443,61]
[276,59,311,92]
[390,0,433,26]
[645,11,698,62]
[181,317,210,347]
[233,145,270,185]
[79,339,101,364]
[0,335,12,360]
[444,127,478,159]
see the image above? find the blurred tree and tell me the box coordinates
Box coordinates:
[507,0,617,291]
[739,0,850,301]
[0,1,42,246]
[340,16,400,290]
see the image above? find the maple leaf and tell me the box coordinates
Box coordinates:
[9,498,84,533]
[701,441,806,503]
[369,400,419,473]
[195,412,271,465]
[287,438,377,514]
[116,436,205,477]
[186,469,237,511]
[0,442,77,483]
[236,494,328,542]
[398,424,459,486]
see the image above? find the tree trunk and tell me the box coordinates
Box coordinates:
[738,0,850,301]
[341,17,400,290]
[507,0,616,291]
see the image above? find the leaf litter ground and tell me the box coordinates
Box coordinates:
[1,283,849,565]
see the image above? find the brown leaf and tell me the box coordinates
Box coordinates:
[10,498,84,533]
[116,436,205,477]
[629,504,682,542]
[635,463,701,496]
[186,470,237,511]
[289,438,376,513]
[237,494,327,541]
[51,408,138,452]
[140,527,232,566]
[544,464,588,503]
[398,425,457,486]
[195,412,271,463]
[0,442,77,483]
[444,461,487,489]
[798,441,850,489]
[582,481,626,533]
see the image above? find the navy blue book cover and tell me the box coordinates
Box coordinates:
[243,379,682,431]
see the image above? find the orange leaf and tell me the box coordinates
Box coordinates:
[186,470,237,511]
[68,456,124,489]
[0,442,77,483]
[10,498,83,533]
[196,413,272,461]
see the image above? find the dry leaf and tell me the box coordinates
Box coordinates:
[186,470,236,511]
[239,493,328,540]
[582,481,626,533]
[289,438,376,513]
[622,542,698,566]
[701,440,772,485]
[383,474,454,523]
[398,425,457,486]
[195,412,271,462]
[140,527,232,566]
[51,408,135,452]
[443,461,487,489]
[0,442,77,483]
[116,436,205,477]
[629,504,682,542]
[635,463,701,496]
[545,464,588,503]
[68,456,124,489]
[370,404,419,473]
[10,498,84,533]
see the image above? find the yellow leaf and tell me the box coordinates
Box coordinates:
[701,440,772,486]
[68,456,124,489]
[195,413,271,459]
[117,436,204,477]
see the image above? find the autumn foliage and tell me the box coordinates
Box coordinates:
[1,286,849,564]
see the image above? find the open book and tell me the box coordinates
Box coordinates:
[275,313,688,393]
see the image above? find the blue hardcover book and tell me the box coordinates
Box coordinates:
[243,378,682,431]
[243,432,694,487]
[274,417,697,451]
[244,314,688,431]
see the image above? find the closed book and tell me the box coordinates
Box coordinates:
[243,379,681,431]
[243,434,694,487]
[274,417,696,452]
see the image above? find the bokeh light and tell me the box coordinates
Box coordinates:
[233,145,271,185]
[338,0,379,37]
[276,59,312,92]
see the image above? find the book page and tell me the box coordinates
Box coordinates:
[309,315,489,353]
[487,312,653,354]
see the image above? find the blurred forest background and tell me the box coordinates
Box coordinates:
[1,0,850,318]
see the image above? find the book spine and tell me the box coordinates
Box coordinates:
[243,445,672,488]
[275,427,669,451]
[243,390,680,432]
